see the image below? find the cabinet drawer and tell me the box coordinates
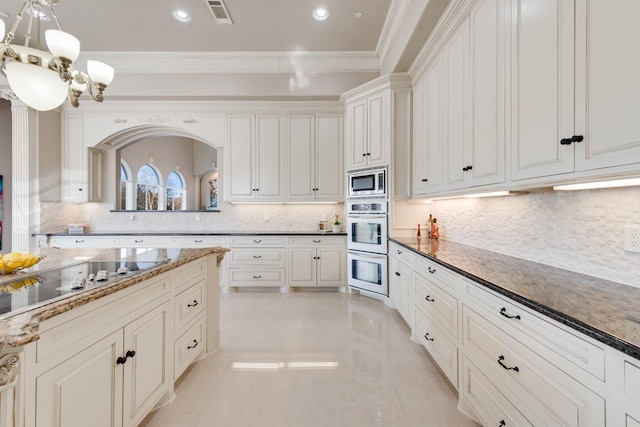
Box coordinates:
[228,236,287,246]
[109,236,167,247]
[414,256,459,291]
[172,258,206,292]
[413,307,458,388]
[389,242,416,264]
[228,248,286,266]
[413,271,458,339]
[168,236,227,247]
[464,282,605,381]
[174,315,205,380]
[49,236,108,248]
[228,269,285,286]
[288,236,346,246]
[625,359,640,418]
[462,305,605,427]
[175,280,205,335]
[461,356,533,427]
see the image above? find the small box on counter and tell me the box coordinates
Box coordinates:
[67,224,87,234]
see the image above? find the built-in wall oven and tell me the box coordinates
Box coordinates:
[347,198,388,297]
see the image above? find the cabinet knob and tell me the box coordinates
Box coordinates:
[366,153,371,156]
[424,332,434,342]
[116,356,127,365]
[362,153,367,157]
[463,165,473,171]
[187,300,199,307]
[425,295,434,302]
[187,340,199,350]
[126,350,136,359]
[395,271,401,276]
[428,267,436,274]
[560,138,573,145]
[421,178,428,182]
[499,421,506,427]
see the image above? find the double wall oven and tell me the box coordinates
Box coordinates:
[346,167,388,298]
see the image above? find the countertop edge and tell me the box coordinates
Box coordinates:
[389,237,640,361]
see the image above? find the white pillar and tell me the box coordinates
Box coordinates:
[1,90,38,252]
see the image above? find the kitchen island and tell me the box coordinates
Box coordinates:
[0,246,229,427]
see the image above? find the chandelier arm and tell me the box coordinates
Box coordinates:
[74,72,105,104]
[4,1,30,45]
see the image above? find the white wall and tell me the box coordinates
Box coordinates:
[0,100,11,251]
[427,187,640,288]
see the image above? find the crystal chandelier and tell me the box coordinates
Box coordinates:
[0,0,114,111]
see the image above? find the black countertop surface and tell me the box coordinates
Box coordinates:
[389,237,640,361]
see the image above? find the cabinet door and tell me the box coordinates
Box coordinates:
[388,256,402,309]
[316,247,345,286]
[255,115,284,200]
[367,93,387,166]
[346,99,368,170]
[288,248,316,286]
[413,58,444,196]
[61,113,87,202]
[511,0,575,180]
[315,115,343,200]
[445,19,471,191]
[468,0,506,187]
[574,0,640,171]
[122,302,170,427]
[287,115,315,200]
[227,115,255,199]
[36,330,124,427]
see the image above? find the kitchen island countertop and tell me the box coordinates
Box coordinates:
[0,246,229,350]
[389,236,640,360]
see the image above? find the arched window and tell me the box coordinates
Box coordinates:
[136,164,160,210]
[166,171,186,211]
[120,160,133,210]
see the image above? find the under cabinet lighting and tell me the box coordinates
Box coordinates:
[462,191,526,199]
[553,178,640,191]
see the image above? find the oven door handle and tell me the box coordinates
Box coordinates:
[348,251,387,259]
[347,215,387,219]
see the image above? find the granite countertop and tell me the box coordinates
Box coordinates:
[37,231,348,236]
[389,237,640,361]
[0,246,229,350]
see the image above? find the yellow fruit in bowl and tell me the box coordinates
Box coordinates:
[0,252,46,274]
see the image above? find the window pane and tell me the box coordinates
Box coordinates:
[137,164,159,185]
[167,171,183,188]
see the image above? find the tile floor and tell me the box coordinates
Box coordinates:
[140,291,480,427]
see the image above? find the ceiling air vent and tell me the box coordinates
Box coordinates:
[206,0,234,25]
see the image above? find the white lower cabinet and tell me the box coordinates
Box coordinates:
[287,237,346,287]
[387,243,413,324]
[227,237,287,288]
[34,301,171,427]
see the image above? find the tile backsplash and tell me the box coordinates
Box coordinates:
[430,186,640,287]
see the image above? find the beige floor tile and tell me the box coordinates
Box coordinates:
[140,291,480,427]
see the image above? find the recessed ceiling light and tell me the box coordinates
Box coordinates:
[355,11,363,18]
[313,7,329,21]
[172,9,191,23]
[26,7,50,21]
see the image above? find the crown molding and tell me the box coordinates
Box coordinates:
[79,51,382,75]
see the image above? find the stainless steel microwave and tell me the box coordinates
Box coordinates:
[347,167,387,198]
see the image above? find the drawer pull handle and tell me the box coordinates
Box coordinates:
[187,300,199,307]
[499,421,506,427]
[499,307,521,320]
[424,332,434,342]
[425,295,434,302]
[313,239,321,243]
[254,239,262,243]
[135,239,144,243]
[75,239,84,243]
[253,275,262,279]
[253,255,262,259]
[497,355,519,372]
[116,356,127,365]
[194,239,203,243]
[187,340,199,350]
[126,350,136,359]
[397,250,402,254]
[395,272,401,276]
[428,267,436,274]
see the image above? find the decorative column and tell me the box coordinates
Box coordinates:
[1,90,38,253]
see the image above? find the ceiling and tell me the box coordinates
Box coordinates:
[0,0,451,101]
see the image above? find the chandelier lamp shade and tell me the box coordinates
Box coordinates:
[0,0,114,111]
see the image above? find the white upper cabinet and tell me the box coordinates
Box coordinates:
[226,115,284,201]
[287,114,343,201]
[573,0,640,172]
[413,57,444,196]
[511,0,640,181]
[345,91,390,170]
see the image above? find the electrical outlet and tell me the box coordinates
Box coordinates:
[625,318,640,343]
[624,227,640,253]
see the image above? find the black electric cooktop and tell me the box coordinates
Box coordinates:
[0,260,164,320]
